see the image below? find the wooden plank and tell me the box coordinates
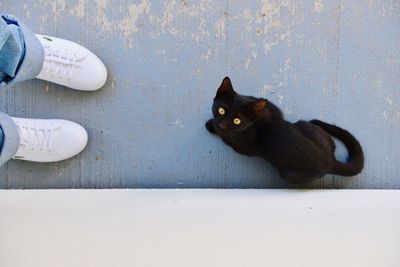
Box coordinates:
[0,0,399,188]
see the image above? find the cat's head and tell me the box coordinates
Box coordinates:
[211,77,268,134]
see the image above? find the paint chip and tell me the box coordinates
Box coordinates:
[314,0,324,12]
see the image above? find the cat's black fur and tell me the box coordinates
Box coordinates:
[205,77,364,183]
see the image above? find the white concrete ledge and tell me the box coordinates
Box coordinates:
[1,189,399,267]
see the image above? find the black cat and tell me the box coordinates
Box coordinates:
[205,77,364,184]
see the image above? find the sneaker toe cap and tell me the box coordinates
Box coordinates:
[77,53,108,91]
[55,121,88,160]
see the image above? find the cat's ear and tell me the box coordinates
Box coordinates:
[216,77,235,98]
[251,99,268,115]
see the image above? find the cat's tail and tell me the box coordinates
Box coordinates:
[310,119,364,176]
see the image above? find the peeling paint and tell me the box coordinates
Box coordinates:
[203,47,212,62]
[119,0,151,48]
[382,110,388,120]
[155,48,166,56]
[174,119,184,128]
[70,0,86,18]
[23,4,32,19]
[115,1,219,47]
[51,0,67,15]
[93,0,152,47]
[94,0,113,31]
[314,0,324,12]
[160,0,176,33]
[368,0,374,7]
[373,74,384,90]
[148,1,219,43]
[38,0,67,20]
[213,19,225,38]
[261,84,274,97]
[258,0,295,55]
[245,51,258,70]
[278,94,284,104]
[242,8,253,21]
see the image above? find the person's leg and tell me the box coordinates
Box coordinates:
[0,111,88,166]
[0,14,44,88]
[11,117,88,162]
[0,15,24,83]
[0,14,107,166]
[0,127,3,151]
[1,14,107,91]
[0,111,20,167]
[35,34,107,91]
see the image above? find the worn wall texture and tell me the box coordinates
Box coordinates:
[0,0,399,189]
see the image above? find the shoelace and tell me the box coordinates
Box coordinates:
[42,44,80,78]
[17,123,54,152]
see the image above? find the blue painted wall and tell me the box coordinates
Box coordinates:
[0,0,399,188]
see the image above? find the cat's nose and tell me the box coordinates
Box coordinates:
[218,123,227,130]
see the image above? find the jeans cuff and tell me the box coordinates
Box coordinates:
[1,15,44,87]
[0,112,19,166]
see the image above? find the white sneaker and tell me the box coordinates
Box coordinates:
[35,34,107,91]
[12,117,88,162]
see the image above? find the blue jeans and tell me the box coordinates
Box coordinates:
[0,14,44,166]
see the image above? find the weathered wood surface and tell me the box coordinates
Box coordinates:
[0,0,399,189]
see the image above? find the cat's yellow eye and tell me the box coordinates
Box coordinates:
[233,118,241,125]
[218,107,225,115]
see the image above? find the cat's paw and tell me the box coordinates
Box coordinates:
[205,119,216,134]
